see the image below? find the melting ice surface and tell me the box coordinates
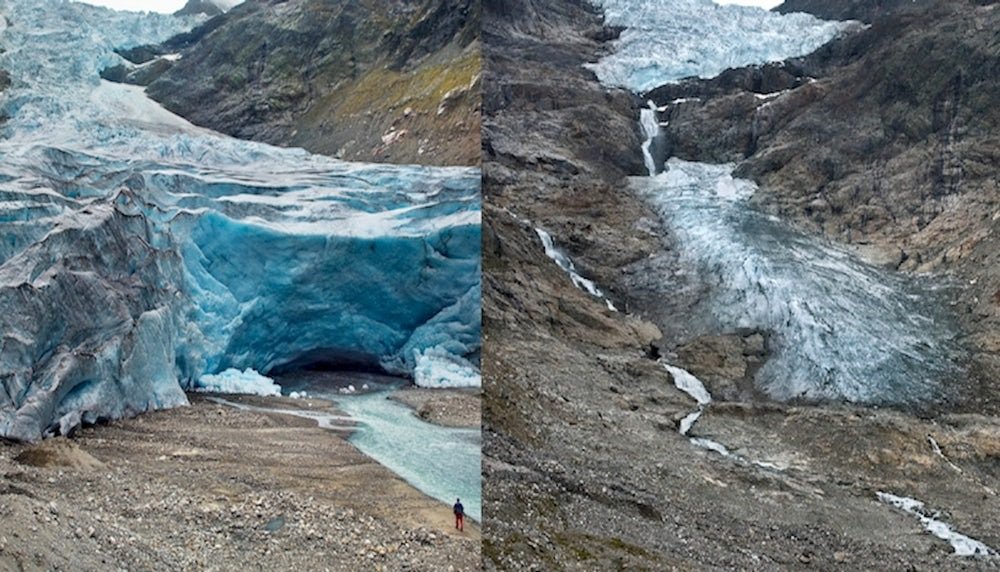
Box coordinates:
[586,0,848,92]
[0,0,480,440]
[634,160,960,405]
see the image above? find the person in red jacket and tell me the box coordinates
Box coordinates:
[453,498,464,532]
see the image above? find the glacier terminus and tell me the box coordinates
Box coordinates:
[0,0,481,441]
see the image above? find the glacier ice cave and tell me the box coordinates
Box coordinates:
[0,0,481,440]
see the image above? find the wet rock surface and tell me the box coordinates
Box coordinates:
[0,394,480,571]
[483,0,1000,568]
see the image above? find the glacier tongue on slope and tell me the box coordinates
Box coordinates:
[0,0,481,440]
[586,0,849,92]
[634,160,960,405]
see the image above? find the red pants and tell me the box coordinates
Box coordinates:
[455,514,464,531]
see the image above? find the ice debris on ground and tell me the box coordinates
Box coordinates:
[195,368,281,397]
[0,0,481,440]
[413,347,481,388]
[585,0,849,92]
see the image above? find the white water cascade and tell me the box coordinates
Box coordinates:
[639,100,661,176]
[535,227,618,312]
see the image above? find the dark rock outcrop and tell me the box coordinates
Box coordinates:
[99,58,174,86]
[174,0,225,17]
[0,69,10,126]
[777,0,933,22]
[129,0,480,166]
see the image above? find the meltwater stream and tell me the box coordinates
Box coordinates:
[278,374,482,522]
[336,393,482,523]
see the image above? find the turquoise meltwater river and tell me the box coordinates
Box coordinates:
[279,373,481,522]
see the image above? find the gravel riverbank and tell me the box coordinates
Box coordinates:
[0,393,480,571]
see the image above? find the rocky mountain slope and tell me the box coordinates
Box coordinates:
[483,0,1000,568]
[776,0,940,22]
[107,0,480,166]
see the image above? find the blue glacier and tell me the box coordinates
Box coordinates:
[0,0,481,441]
[586,0,850,92]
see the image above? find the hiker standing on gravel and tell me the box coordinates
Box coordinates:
[453,498,464,532]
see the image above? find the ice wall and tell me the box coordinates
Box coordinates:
[0,0,481,440]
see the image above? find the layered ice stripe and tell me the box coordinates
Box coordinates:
[0,0,481,440]
[585,0,848,92]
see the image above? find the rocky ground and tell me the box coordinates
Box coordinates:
[482,0,1000,569]
[391,388,482,429]
[0,393,480,571]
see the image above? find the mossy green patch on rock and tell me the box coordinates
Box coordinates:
[296,45,480,165]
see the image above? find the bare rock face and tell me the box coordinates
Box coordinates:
[776,0,941,23]
[675,331,769,402]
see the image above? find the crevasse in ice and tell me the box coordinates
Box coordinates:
[586,0,849,92]
[0,0,481,440]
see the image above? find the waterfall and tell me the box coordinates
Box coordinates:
[640,100,661,176]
